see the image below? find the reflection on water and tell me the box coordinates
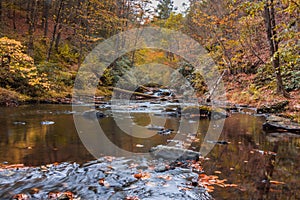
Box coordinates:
[0,105,299,199]
[0,105,93,166]
[204,114,300,199]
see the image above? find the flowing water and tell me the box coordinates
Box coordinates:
[0,104,299,199]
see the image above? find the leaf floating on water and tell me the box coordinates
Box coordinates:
[12,194,30,200]
[157,175,172,181]
[48,191,74,200]
[133,172,151,180]
[134,173,142,179]
[224,183,238,187]
[178,186,192,191]
[125,196,140,200]
[0,164,25,170]
[98,178,110,187]
[198,174,237,192]
[141,172,151,180]
[98,178,105,186]
[29,188,40,194]
[270,180,285,185]
[253,149,277,156]
[206,185,215,193]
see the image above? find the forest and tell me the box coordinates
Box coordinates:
[0,0,300,199]
[0,0,299,120]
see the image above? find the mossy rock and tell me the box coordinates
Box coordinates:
[257,101,289,114]
[182,105,227,119]
[182,105,212,114]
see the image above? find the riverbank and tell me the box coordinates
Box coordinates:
[1,74,299,123]
[225,74,300,123]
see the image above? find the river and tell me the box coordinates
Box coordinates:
[0,104,299,199]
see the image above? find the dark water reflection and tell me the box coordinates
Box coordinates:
[0,105,94,166]
[0,105,299,199]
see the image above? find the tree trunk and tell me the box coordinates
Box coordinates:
[12,0,16,30]
[28,0,38,56]
[47,0,63,61]
[54,23,62,52]
[42,0,51,37]
[263,0,289,98]
[0,0,2,24]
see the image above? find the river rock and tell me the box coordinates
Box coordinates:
[257,100,289,114]
[263,115,300,133]
[82,109,106,119]
[150,145,201,161]
[181,105,228,119]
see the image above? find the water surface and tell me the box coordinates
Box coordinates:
[0,104,299,199]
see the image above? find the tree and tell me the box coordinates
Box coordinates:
[0,37,48,95]
[46,0,64,61]
[263,0,289,97]
[0,0,2,23]
[27,0,38,56]
[42,0,51,37]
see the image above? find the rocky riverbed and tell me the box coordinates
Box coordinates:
[1,157,216,200]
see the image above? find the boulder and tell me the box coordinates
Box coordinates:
[82,110,106,119]
[150,145,201,161]
[263,115,300,133]
[257,101,289,114]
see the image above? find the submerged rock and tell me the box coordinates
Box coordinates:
[150,145,201,161]
[82,109,106,119]
[1,158,211,200]
[182,105,228,119]
[157,129,174,135]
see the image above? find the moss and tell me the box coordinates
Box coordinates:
[182,105,212,114]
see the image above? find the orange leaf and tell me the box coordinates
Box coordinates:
[270,180,285,185]
[12,194,29,200]
[98,178,105,186]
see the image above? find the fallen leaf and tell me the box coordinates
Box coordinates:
[141,172,151,180]
[98,178,105,186]
[157,175,172,181]
[12,194,29,200]
[134,173,142,179]
[29,188,39,194]
[133,172,151,180]
[126,196,140,200]
[224,183,238,187]
[48,191,74,200]
[270,180,285,185]
[206,185,215,192]
[214,171,222,174]
[2,164,25,169]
